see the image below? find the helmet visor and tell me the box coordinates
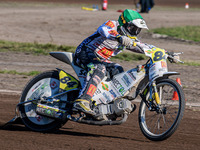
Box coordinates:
[127,23,141,36]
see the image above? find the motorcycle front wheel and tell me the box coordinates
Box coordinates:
[19,70,65,132]
[138,78,185,141]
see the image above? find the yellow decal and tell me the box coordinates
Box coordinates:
[132,42,137,46]
[59,70,79,91]
[154,92,161,105]
[121,14,126,24]
[152,48,166,63]
[127,34,137,39]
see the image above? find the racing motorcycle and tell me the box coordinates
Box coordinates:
[11,46,185,141]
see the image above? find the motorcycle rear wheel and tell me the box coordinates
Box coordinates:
[19,70,65,132]
[138,78,185,141]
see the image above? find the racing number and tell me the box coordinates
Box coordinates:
[153,51,165,62]
[67,82,77,88]
[60,76,77,88]
[60,76,70,83]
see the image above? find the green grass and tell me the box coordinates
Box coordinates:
[1,40,200,66]
[111,52,146,61]
[181,61,200,66]
[0,40,146,61]
[0,70,41,76]
[151,26,200,42]
[0,40,76,55]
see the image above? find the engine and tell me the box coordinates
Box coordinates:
[93,98,133,120]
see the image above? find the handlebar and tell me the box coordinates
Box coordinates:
[167,52,184,63]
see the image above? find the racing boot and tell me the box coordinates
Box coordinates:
[73,99,95,115]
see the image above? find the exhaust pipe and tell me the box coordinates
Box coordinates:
[67,113,128,126]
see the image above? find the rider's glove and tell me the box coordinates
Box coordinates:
[173,55,180,63]
[117,36,132,47]
[167,52,180,63]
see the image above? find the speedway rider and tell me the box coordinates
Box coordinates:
[73,9,158,115]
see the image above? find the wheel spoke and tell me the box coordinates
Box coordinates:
[145,113,158,131]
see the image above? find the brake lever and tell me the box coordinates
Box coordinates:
[173,52,184,56]
[167,54,184,64]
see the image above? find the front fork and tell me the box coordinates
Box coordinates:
[147,81,161,110]
[152,82,161,105]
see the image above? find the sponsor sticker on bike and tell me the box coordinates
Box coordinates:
[32,82,42,92]
[95,88,101,95]
[87,84,97,97]
[112,77,125,95]
[101,82,109,91]
[109,89,117,99]
[102,92,111,103]
[36,115,43,122]
[161,61,167,68]
[50,80,57,89]
[122,74,131,87]
[127,69,137,81]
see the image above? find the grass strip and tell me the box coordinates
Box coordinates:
[0,70,41,76]
[1,40,200,66]
[0,40,76,55]
[181,61,200,66]
[151,26,200,42]
[111,52,146,61]
[0,40,146,61]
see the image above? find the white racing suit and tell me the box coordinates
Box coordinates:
[75,20,153,102]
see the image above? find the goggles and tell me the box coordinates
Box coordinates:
[126,23,141,36]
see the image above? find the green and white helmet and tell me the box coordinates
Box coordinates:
[118,9,148,38]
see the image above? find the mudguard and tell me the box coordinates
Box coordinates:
[57,69,80,91]
[152,71,180,82]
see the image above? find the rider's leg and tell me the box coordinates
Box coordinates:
[74,63,106,115]
[73,48,106,115]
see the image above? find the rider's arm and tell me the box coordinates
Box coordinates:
[126,45,145,54]
[126,39,156,54]
[97,20,120,40]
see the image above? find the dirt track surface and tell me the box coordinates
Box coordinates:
[1,95,200,150]
[0,1,200,149]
